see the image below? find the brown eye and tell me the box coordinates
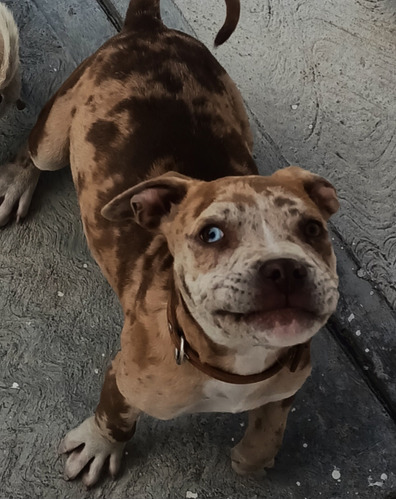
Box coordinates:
[200,226,224,244]
[304,219,323,238]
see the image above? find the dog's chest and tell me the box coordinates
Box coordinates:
[180,347,309,415]
[186,374,297,415]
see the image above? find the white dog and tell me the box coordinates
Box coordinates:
[0,2,24,117]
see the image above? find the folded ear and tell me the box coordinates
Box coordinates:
[271,166,339,220]
[101,172,193,230]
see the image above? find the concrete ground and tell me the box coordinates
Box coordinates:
[0,0,395,497]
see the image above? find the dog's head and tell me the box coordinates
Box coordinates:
[102,167,339,349]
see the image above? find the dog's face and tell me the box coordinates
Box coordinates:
[102,166,339,349]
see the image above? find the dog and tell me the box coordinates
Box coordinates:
[0,0,339,487]
[0,2,24,117]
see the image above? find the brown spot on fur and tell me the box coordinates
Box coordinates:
[71,106,76,117]
[160,253,174,273]
[86,119,121,159]
[95,370,137,442]
[135,239,169,306]
[288,208,300,217]
[274,196,296,208]
[112,223,152,296]
[229,191,255,206]
[103,96,255,184]
[149,67,183,93]
[254,417,263,430]
[85,94,97,113]
[94,29,226,95]
[76,172,87,195]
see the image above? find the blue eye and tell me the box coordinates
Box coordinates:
[200,226,224,243]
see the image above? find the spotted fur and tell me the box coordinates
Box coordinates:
[1,0,339,487]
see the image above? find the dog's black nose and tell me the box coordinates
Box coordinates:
[259,258,307,295]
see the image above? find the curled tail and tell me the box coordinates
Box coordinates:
[123,0,240,46]
[215,0,240,46]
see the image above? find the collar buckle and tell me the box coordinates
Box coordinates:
[174,334,186,365]
[169,320,186,365]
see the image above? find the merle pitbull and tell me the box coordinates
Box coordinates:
[0,0,339,487]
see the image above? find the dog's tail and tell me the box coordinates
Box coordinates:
[215,0,240,46]
[123,0,240,46]
[0,3,20,89]
[123,0,161,31]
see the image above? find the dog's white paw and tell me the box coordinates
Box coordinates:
[58,416,126,488]
[0,156,40,226]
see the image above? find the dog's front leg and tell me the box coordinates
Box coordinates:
[0,144,40,226]
[59,357,140,487]
[231,396,295,475]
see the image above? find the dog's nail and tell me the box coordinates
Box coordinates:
[58,442,66,454]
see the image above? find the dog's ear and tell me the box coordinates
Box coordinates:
[271,166,339,220]
[101,172,193,229]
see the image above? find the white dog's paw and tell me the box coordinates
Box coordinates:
[0,154,40,226]
[58,416,126,488]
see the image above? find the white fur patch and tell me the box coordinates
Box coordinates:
[0,3,20,88]
[198,380,295,414]
[261,220,279,251]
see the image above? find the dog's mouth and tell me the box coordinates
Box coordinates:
[215,307,322,337]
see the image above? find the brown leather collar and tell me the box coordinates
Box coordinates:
[167,281,310,385]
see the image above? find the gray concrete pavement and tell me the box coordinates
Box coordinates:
[0,0,395,497]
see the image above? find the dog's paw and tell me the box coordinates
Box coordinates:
[0,156,40,226]
[231,446,274,476]
[58,416,126,488]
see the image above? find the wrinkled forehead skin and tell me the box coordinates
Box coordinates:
[167,174,335,267]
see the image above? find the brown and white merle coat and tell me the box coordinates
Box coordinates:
[0,0,339,487]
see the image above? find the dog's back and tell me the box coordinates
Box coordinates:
[58,0,255,295]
